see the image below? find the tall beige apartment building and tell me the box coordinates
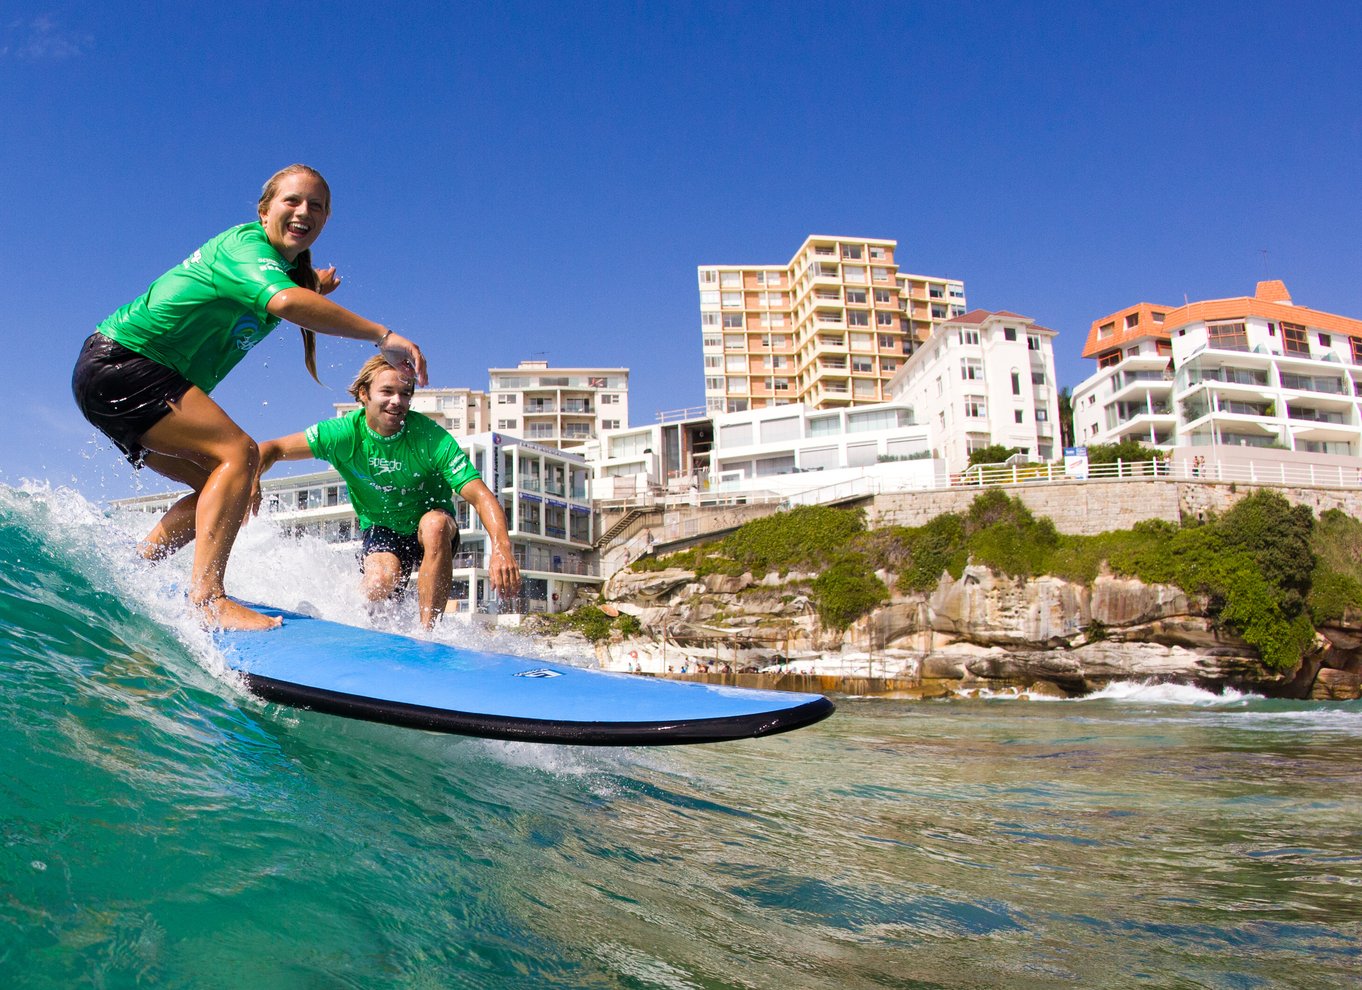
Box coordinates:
[698,235,965,413]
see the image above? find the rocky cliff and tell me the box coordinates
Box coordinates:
[579,565,1362,700]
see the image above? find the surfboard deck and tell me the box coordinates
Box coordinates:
[216,603,834,745]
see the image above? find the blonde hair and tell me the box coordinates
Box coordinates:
[348,355,412,401]
[258,164,332,385]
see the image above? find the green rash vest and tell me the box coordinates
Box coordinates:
[97,223,299,393]
[305,409,482,535]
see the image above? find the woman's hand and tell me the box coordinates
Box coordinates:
[315,266,342,295]
[379,331,428,386]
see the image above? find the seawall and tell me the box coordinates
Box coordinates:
[870,478,1362,535]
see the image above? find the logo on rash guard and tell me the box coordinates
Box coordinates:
[229,313,265,352]
[369,457,403,475]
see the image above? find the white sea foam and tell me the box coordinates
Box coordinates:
[1080,680,1260,705]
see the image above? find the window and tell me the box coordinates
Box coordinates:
[1319,333,1332,347]
[726,355,747,372]
[962,329,980,346]
[1098,349,1121,369]
[601,393,619,404]
[1032,372,1046,385]
[1098,321,1115,338]
[1281,323,1307,353]
[1011,371,1021,395]
[704,355,721,369]
[869,246,886,260]
[1352,337,1362,365]
[961,358,983,381]
[842,245,863,260]
[1125,313,1140,329]
[724,334,744,350]
[497,393,516,404]
[497,419,516,430]
[1014,410,1024,424]
[1004,327,1017,341]
[721,292,741,307]
[874,289,893,304]
[932,305,947,319]
[965,399,987,418]
[876,311,894,326]
[871,267,890,282]
[701,312,719,327]
[601,419,620,430]
[852,357,874,373]
[719,271,741,287]
[1035,409,1049,422]
[847,310,869,327]
[1152,311,1165,324]
[699,269,717,284]
[807,416,840,437]
[1027,335,1041,351]
[1210,321,1250,351]
[929,287,944,299]
[700,290,719,307]
[705,377,724,391]
[846,289,867,305]
[722,313,744,328]
[702,333,721,349]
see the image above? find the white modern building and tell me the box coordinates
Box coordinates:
[588,401,943,501]
[488,360,629,451]
[1073,281,1362,458]
[888,309,1063,472]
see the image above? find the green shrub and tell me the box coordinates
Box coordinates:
[1085,439,1161,465]
[967,444,1023,467]
[810,556,889,631]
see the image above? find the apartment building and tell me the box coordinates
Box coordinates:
[698,236,965,415]
[1072,281,1362,457]
[487,360,629,451]
[889,309,1063,472]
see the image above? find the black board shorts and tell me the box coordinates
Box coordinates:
[360,513,460,588]
[71,333,194,466]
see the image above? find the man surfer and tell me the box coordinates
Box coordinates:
[257,356,520,628]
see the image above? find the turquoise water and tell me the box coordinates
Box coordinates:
[3,483,1361,989]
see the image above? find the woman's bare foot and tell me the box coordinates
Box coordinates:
[193,594,282,631]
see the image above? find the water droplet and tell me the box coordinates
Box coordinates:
[31,861,47,871]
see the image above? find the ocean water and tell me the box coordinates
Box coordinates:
[2,483,1361,989]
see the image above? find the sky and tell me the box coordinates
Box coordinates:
[3,1,1360,501]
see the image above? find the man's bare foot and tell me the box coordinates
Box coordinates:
[193,594,282,631]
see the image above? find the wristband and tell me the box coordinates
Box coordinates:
[375,330,393,348]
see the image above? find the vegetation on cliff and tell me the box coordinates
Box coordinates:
[631,491,1362,669]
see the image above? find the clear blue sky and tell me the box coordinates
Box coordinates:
[4,1,1360,500]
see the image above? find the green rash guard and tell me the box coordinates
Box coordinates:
[305,409,482,535]
[97,223,299,393]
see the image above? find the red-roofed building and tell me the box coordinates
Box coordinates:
[1073,281,1362,458]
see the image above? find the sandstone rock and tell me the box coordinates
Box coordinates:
[1311,667,1362,700]
[1090,575,1189,627]
[702,572,752,594]
[605,567,695,601]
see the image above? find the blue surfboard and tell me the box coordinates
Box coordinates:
[217,603,834,745]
